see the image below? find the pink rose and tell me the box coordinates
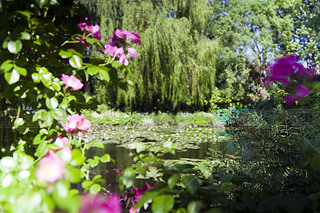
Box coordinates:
[35,156,65,183]
[61,74,84,90]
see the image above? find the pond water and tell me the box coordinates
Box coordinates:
[85,125,233,191]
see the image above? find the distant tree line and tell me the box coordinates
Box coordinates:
[78,0,320,112]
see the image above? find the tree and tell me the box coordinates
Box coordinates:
[81,0,218,112]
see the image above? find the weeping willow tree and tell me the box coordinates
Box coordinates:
[80,0,218,111]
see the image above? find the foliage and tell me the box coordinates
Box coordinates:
[81,0,219,111]
[218,107,320,212]
[84,107,221,127]
[0,0,135,212]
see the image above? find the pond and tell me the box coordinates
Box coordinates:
[84,124,233,191]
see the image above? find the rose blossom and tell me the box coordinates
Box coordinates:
[61,74,84,90]
[35,156,65,183]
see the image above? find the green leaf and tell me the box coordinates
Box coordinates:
[123,167,135,188]
[182,175,198,195]
[0,60,13,73]
[111,61,123,68]
[82,180,93,189]
[51,81,61,91]
[168,174,180,189]
[151,195,174,213]
[87,65,99,75]
[1,173,14,188]
[41,73,53,87]
[19,154,34,170]
[14,118,25,128]
[16,10,34,19]
[99,67,110,82]
[135,191,159,209]
[87,158,99,168]
[90,184,101,194]
[46,97,58,109]
[20,32,31,40]
[59,50,72,59]
[69,55,83,69]
[92,141,104,149]
[13,65,27,76]
[0,157,17,172]
[32,73,41,83]
[36,142,49,157]
[85,38,99,44]
[36,0,49,8]
[42,111,54,127]
[70,149,85,166]
[176,208,188,213]
[51,109,67,123]
[55,181,70,198]
[5,69,20,84]
[7,40,22,54]
[100,154,111,163]
[187,201,201,213]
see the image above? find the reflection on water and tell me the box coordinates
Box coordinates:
[87,142,218,191]
[85,125,233,193]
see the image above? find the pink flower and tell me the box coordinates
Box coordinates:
[126,31,141,44]
[285,84,311,104]
[269,55,296,85]
[35,156,65,183]
[61,74,84,90]
[114,29,130,40]
[45,136,72,159]
[102,44,118,57]
[77,22,87,31]
[127,48,137,59]
[133,185,153,202]
[62,114,91,135]
[80,194,122,213]
[75,36,89,47]
[85,24,102,40]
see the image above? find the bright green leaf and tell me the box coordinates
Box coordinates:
[13,65,27,76]
[123,167,135,188]
[82,180,93,189]
[14,118,25,128]
[36,142,49,157]
[20,32,31,40]
[92,141,104,149]
[87,65,99,75]
[0,60,13,73]
[5,69,20,84]
[1,173,14,188]
[71,149,85,166]
[0,156,17,172]
[36,0,49,8]
[55,181,70,198]
[111,61,123,68]
[46,97,58,109]
[69,55,83,69]
[32,73,41,83]
[99,67,110,82]
[100,154,111,163]
[89,184,101,194]
[7,40,23,54]
[59,50,72,59]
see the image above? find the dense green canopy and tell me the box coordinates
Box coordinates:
[79,0,320,111]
